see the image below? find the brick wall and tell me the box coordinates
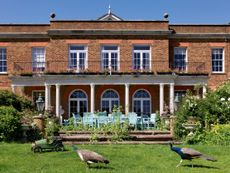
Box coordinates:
[170,41,230,89]
[170,25,230,33]
[0,22,228,91]
[50,21,169,30]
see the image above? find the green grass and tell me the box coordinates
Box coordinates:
[0,143,229,173]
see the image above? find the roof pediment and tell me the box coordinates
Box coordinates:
[97,6,123,21]
[97,12,123,21]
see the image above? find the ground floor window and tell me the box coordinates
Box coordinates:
[101,89,120,113]
[174,91,186,102]
[69,90,88,117]
[32,90,45,105]
[133,89,151,116]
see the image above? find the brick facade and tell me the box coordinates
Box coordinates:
[0,15,229,118]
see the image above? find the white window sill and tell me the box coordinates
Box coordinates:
[0,72,7,75]
[211,72,225,74]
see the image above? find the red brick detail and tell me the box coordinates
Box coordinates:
[65,39,90,44]
[0,43,9,46]
[209,43,226,47]
[29,42,49,47]
[130,40,154,44]
[98,40,122,44]
[175,86,194,91]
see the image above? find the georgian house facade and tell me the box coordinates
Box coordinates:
[0,11,229,120]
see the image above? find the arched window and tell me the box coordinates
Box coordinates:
[133,89,151,116]
[101,89,120,113]
[69,90,88,117]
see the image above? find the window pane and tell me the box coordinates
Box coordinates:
[102,46,118,50]
[174,48,186,71]
[70,90,87,98]
[134,46,150,50]
[143,100,150,115]
[70,45,85,50]
[111,53,118,71]
[102,100,110,112]
[32,47,45,71]
[133,46,150,70]
[212,48,223,72]
[70,101,78,115]
[133,53,141,70]
[134,100,141,116]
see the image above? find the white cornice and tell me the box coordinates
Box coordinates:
[10,74,208,86]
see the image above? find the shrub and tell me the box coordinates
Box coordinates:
[45,118,61,138]
[205,124,230,145]
[185,124,230,145]
[174,81,230,144]
[0,90,33,112]
[0,106,21,141]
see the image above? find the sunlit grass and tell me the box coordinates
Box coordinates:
[0,143,229,173]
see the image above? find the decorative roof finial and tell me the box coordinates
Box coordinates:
[108,5,111,14]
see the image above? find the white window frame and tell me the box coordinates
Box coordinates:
[69,45,88,73]
[132,45,151,72]
[32,47,46,71]
[174,90,186,102]
[132,89,152,116]
[101,89,120,113]
[211,48,224,73]
[32,90,45,105]
[101,45,120,72]
[173,47,187,72]
[68,89,88,118]
[0,47,7,74]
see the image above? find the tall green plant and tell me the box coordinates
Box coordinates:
[0,106,21,141]
[0,90,33,111]
[174,81,230,142]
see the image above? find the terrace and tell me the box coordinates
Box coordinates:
[12,60,208,76]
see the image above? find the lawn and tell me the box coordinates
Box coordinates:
[0,143,229,173]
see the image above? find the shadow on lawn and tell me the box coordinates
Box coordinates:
[183,164,219,169]
[89,165,114,170]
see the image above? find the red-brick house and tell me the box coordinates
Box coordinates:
[0,11,229,120]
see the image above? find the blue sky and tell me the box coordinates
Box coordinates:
[0,0,230,24]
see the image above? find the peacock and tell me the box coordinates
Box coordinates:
[72,145,109,167]
[170,143,217,167]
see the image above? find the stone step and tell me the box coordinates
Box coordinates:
[60,134,173,142]
[59,130,171,136]
[129,134,173,141]
[64,141,181,145]
[129,131,171,135]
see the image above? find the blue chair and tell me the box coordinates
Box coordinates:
[128,112,138,129]
[112,112,122,122]
[150,113,156,128]
[97,115,108,128]
[120,114,128,123]
[72,113,82,127]
[98,111,107,117]
[83,112,97,127]
[63,119,69,126]
[142,115,150,130]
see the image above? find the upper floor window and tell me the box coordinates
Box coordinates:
[32,47,45,72]
[133,45,150,71]
[0,48,7,73]
[101,45,119,72]
[69,45,87,72]
[174,47,187,71]
[212,48,224,73]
